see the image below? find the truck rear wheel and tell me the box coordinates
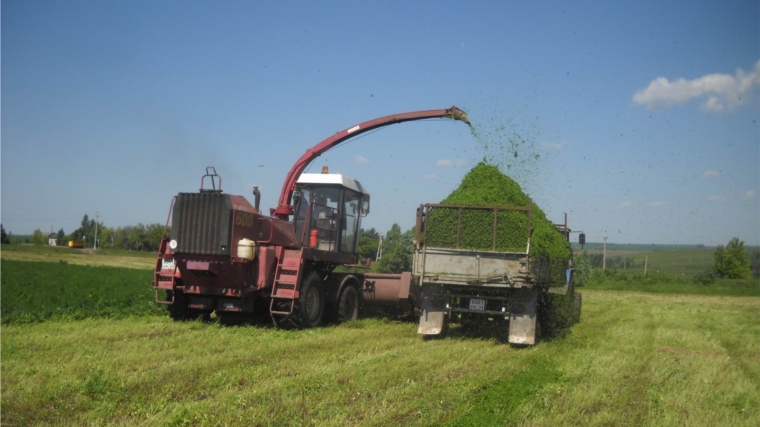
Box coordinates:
[537,291,558,338]
[337,285,359,323]
[297,274,324,328]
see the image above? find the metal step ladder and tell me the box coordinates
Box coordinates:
[269,249,303,315]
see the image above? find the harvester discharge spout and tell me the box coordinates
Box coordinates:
[274,105,471,219]
[446,106,470,125]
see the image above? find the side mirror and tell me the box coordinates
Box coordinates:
[360,196,370,217]
[579,233,586,246]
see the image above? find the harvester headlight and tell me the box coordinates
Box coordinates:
[169,240,178,250]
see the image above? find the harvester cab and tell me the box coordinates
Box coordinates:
[292,169,369,254]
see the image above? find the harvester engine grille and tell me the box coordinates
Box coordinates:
[171,192,232,255]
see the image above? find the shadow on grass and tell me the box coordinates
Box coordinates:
[423,317,574,346]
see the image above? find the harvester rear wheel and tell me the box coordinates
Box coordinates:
[296,274,324,328]
[337,285,359,323]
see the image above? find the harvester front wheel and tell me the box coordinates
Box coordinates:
[337,285,359,323]
[297,274,325,328]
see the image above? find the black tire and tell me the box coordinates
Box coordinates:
[167,291,190,321]
[296,274,324,328]
[337,285,359,323]
[537,291,558,338]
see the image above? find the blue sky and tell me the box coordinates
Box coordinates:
[2,0,758,245]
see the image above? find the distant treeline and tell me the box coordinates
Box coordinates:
[573,243,710,251]
[2,216,168,252]
[587,253,642,269]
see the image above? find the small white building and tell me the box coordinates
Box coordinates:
[47,233,58,246]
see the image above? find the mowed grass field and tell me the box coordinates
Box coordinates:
[1,246,759,426]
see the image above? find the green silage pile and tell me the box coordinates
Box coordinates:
[426,163,569,283]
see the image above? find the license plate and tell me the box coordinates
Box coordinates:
[469,298,486,311]
[161,259,176,271]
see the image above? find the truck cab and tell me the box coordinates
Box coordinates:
[292,172,369,255]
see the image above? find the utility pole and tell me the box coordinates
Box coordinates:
[376,236,383,260]
[94,212,99,249]
[603,231,608,270]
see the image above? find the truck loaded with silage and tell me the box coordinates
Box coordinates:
[413,163,582,345]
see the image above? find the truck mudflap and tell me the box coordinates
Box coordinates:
[508,288,538,345]
[418,283,446,335]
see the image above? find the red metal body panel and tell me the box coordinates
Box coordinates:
[228,195,298,257]
[274,106,470,219]
[361,272,412,305]
[175,254,257,291]
[256,246,276,289]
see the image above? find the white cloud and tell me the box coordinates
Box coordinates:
[354,154,369,164]
[541,142,566,150]
[455,159,467,167]
[702,170,719,179]
[436,159,453,167]
[423,174,438,180]
[745,189,757,199]
[646,201,666,207]
[633,61,760,112]
[707,195,724,202]
[617,201,632,210]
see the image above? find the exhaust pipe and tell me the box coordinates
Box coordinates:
[253,187,261,211]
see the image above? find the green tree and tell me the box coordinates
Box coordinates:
[748,248,760,279]
[69,214,104,245]
[56,228,65,246]
[145,223,167,251]
[712,237,752,279]
[99,227,115,249]
[572,250,592,286]
[376,224,414,273]
[127,223,147,250]
[113,226,130,249]
[357,228,380,262]
[0,224,9,244]
[30,228,46,245]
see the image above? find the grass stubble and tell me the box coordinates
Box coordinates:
[2,291,758,426]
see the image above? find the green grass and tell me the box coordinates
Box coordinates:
[2,244,759,426]
[0,259,163,324]
[2,291,758,426]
